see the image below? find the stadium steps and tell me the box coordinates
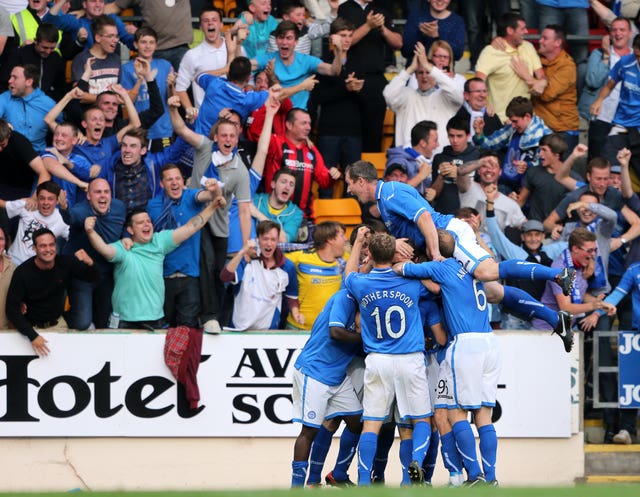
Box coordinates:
[584,419,640,444]
[583,444,640,483]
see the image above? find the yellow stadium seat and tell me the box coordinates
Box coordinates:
[381,107,395,150]
[313,198,362,239]
[65,60,72,83]
[225,0,238,18]
[361,152,387,179]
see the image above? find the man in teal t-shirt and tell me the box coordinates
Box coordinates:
[85,181,225,329]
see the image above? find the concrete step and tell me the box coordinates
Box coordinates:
[585,444,640,476]
[584,475,640,484]
[585,419,640,444]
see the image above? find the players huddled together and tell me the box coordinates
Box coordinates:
[291,159,583,487]
[1,0,640,477]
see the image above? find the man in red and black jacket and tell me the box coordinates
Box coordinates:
[263,107,341,219]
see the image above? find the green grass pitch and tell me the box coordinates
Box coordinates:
[4,485,640,497]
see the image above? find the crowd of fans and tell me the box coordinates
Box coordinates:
[0,0,639,443]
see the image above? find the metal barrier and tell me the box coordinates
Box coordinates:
[592,330,619,409]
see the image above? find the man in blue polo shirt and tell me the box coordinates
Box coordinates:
[147,163,221,328]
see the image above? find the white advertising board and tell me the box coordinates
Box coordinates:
[0,331,571,437]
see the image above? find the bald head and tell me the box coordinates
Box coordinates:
[87,178,112,215]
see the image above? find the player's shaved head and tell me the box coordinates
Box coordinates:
[437,229,455,258]
[369,233,396,264]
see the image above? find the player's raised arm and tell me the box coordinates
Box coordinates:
[345,226,371,276]
[416,211,442,262]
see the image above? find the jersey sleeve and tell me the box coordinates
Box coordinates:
[234,258,248,285]
[381,182,429,224]
[196,73,217,91]
[609,57,626,83]
[402,261,437,280]
[328,290,356,329]
[283,258,299,299]
[420,298,442,329]
[69,155,94,182]
[243,90,269,115]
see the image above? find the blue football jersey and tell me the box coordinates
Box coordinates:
[604,261,640,330]
[345,267,430,354]
[402,258,491,335]
[294,289,361,386]
[419,296,442,331]
[376,180,454,251]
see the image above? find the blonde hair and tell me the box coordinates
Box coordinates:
[427,39,453,65]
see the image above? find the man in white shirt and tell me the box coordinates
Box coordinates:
[0,180,69,264]
[383,41,463,153]
[457,151,527,240]
[175,7,245,116]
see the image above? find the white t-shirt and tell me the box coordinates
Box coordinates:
[175,40,241,109]
[230,259,290,331]
[5,200,69,265]
[459,182,526,240]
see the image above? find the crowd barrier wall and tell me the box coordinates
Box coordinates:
[0,330,584,490]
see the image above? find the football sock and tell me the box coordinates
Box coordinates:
[452,420,482,480]
[332,427,360,481]
[422,429,439,481]
[399,439,413,486]
[372,423,395,482]
[307,425,333,484]
[502,285,559,326]
[357,431,378,486]
[499,259,560,281]
[441,430,464,474]
[412,421,431,467]
[478,424,498,482]
[291,460,308,488]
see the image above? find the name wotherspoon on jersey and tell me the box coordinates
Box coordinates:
[359,290,415,309]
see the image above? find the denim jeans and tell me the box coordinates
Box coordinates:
[199,227,228,323]
[164,275,201,328]
[65,272,114,330]
[588,119,612,161]
[558,131,580,156]
[519,0,539,30]
[117,318,166,331]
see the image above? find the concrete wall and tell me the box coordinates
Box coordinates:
[0,434,584,491]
